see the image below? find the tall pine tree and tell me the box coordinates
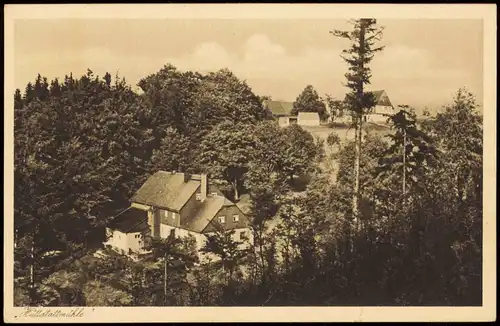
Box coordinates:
[331,18,385,233]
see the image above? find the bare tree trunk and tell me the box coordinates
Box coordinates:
[233,178,239,201]
[352,21,367,235]
[402,128,407,207]
[257,229,267,284]
[164,253,168,306]
[29,232,36,305]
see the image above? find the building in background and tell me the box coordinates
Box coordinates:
[339,89,395,124]
[265,100,325,127]
[264,99,296,127]
[297,112,321,126]
[366,90,395,123]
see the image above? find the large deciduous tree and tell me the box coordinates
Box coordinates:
[14,70,154,304]
[198,121,256,201]
[291,85,329,121]
[281,124,320,185]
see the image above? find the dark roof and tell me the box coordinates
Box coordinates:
[235,194,252,215]
[180,195,239,233]
[108,207,149,233]
[370,90,385,103]
[131,171,200,212]
[264,100,294,116]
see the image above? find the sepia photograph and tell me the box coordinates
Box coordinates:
[4,4,496,323]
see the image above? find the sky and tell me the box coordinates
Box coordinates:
[14,19,483,112]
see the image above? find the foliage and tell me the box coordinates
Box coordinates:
[13,61,482,307]
[280,124,320,185]
[331,18,385,229]
[198,121,257,200]
[324,94,348,123]
[291,85,329,121]
[200,221,250,284]
[151,127,195,173]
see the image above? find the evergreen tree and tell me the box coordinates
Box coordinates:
[24,82,35,103]
[50,78,62,97]
[14,88,23,111]
[331,18,385,233]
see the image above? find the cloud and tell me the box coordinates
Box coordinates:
[15,33,478,109]
[162,35,473,108]
[162,34,345,99]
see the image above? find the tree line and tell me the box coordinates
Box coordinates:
[14,65,323,306]
[14,18,482,306]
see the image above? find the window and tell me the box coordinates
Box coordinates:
[240,231,247,240]
[172,212,177,221]
[218,216,226,224]
[196,193,201,201]
[211,192,218,197]
[170,228,176,238]
[233,215,239,222]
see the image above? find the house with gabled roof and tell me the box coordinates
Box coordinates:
[104,207,151,256]
[367,90,395,122]
[263,100,297,127]
[340,89,395,124]
[104,171,253,259]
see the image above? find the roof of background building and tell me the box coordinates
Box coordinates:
[370,90,385,103]
[264,100,294,116]
[131,171,200,212]
[343,90,393,107]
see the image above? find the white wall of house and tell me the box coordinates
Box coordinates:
[127,232,145,253]
[104,228,131,255]
[231,227,254,248]
[104,227,149,255]
[297,113,320,126]
[366,114,388,123]
[278,116,290,127]
[156,223,254,264]
[160,223,175,239]
[366,106,394,123]
[373,105,394,116]
[159,223,208,249]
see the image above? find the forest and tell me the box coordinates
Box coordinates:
[13,19,483,307]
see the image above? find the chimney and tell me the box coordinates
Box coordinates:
[183,173,191,183]
[200,174,208,202]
